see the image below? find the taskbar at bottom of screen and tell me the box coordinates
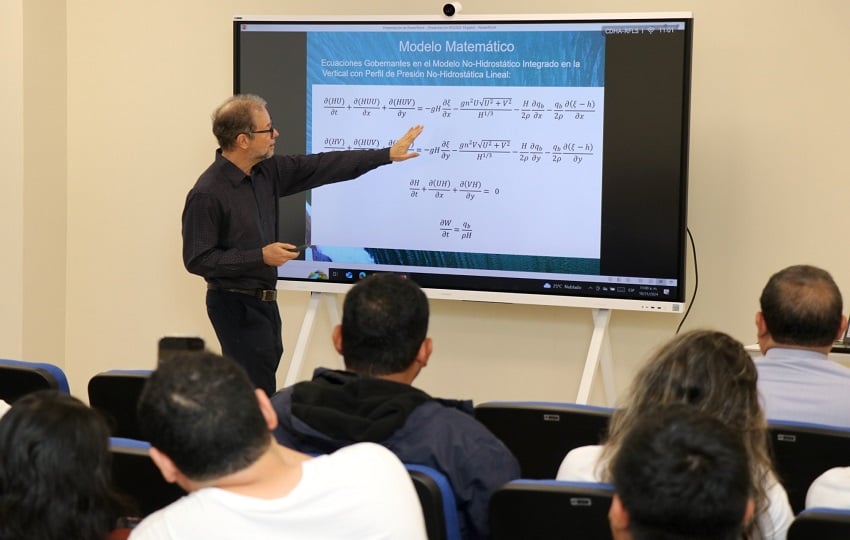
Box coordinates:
[320,267,680,303]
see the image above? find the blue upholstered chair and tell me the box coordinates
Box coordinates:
[0,358,70,402]
[767,419,850,514]
[475,401,614,478]
[109,437,185,518]
[405,464,462,540]
[88,370,151,440]
[490,479,614,540]
[788,508,850,539]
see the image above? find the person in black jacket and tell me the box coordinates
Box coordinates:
[271,273,520,540]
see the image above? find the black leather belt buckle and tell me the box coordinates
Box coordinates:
[259,290,277,301]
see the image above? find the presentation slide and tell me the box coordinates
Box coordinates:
[307,30,604,262]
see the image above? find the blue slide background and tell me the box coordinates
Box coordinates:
[302,29,605,275]
[307,30,605,87]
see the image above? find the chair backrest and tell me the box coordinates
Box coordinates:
[405,464,462,540]
[475,401,614,478]
[490,480,614,540]
[109,437,185,517]
[0,358,70,402]
[767,420,850,514]
[89,370,151,439]
[788,508,850,539]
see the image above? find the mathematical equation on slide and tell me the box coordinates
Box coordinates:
[438,218,473,240]
[409,178,499,201]
[321,96,597,121]
[324,137,594,164]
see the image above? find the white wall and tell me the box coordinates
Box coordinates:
[23,0,68,371]
[10,0,850,405]
[0,0,24,359]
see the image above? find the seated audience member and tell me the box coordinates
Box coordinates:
[806,466,850,510]
[610,405,755,540]
[130,351,427,540]
[0,390,133,540]
[271,273,520,540]
[754,264,850,427]
[557,330,793,540]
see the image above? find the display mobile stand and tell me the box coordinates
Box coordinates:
[575,308,617,406]
[283,292,341,387]
[284,294,617,407]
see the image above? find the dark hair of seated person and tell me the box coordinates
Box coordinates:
[611,404,753,540]
[340,272,430,376]
[136,350,273,482]
[0,390,133,540]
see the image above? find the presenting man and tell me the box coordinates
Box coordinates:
[182,93,423,394]
[271,273,520,540]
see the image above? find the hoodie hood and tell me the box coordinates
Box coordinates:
[291,369,432,443]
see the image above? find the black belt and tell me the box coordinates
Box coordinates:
[207,284,277,301]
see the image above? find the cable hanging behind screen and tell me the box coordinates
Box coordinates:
[676,227,698,334]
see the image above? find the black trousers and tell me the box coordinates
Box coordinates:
[206,289,283,396]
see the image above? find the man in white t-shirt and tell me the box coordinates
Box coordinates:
[754,264,850,427]
[130,351,427,540]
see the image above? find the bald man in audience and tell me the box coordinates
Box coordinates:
[754,264,850,427]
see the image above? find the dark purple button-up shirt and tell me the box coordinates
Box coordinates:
[182,148,391,289]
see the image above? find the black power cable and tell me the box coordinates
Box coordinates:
[676,227,698,334]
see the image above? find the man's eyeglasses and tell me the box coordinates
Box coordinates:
[250,124,275,136]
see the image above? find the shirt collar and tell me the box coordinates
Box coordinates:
[764,347,830,362]
[214,148,251,187]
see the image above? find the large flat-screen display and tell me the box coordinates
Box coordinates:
[234,12,692,312]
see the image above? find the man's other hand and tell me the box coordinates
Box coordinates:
[262,242,301,267]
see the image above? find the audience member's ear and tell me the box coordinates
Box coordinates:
[755,312,768,338]
[836,315,848,341]
[332,324,344,355]
[608,495,632,540]
[149,447,180,484]
[416,337,433,367]
[255,389,279,430]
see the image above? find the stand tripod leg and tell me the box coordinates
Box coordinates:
[576,308,616,405]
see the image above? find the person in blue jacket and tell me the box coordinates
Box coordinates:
[271,273,520,540]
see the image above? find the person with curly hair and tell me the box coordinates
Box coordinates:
[557,330,793,540]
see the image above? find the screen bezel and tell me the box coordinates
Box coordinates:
[233,12,692,313]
